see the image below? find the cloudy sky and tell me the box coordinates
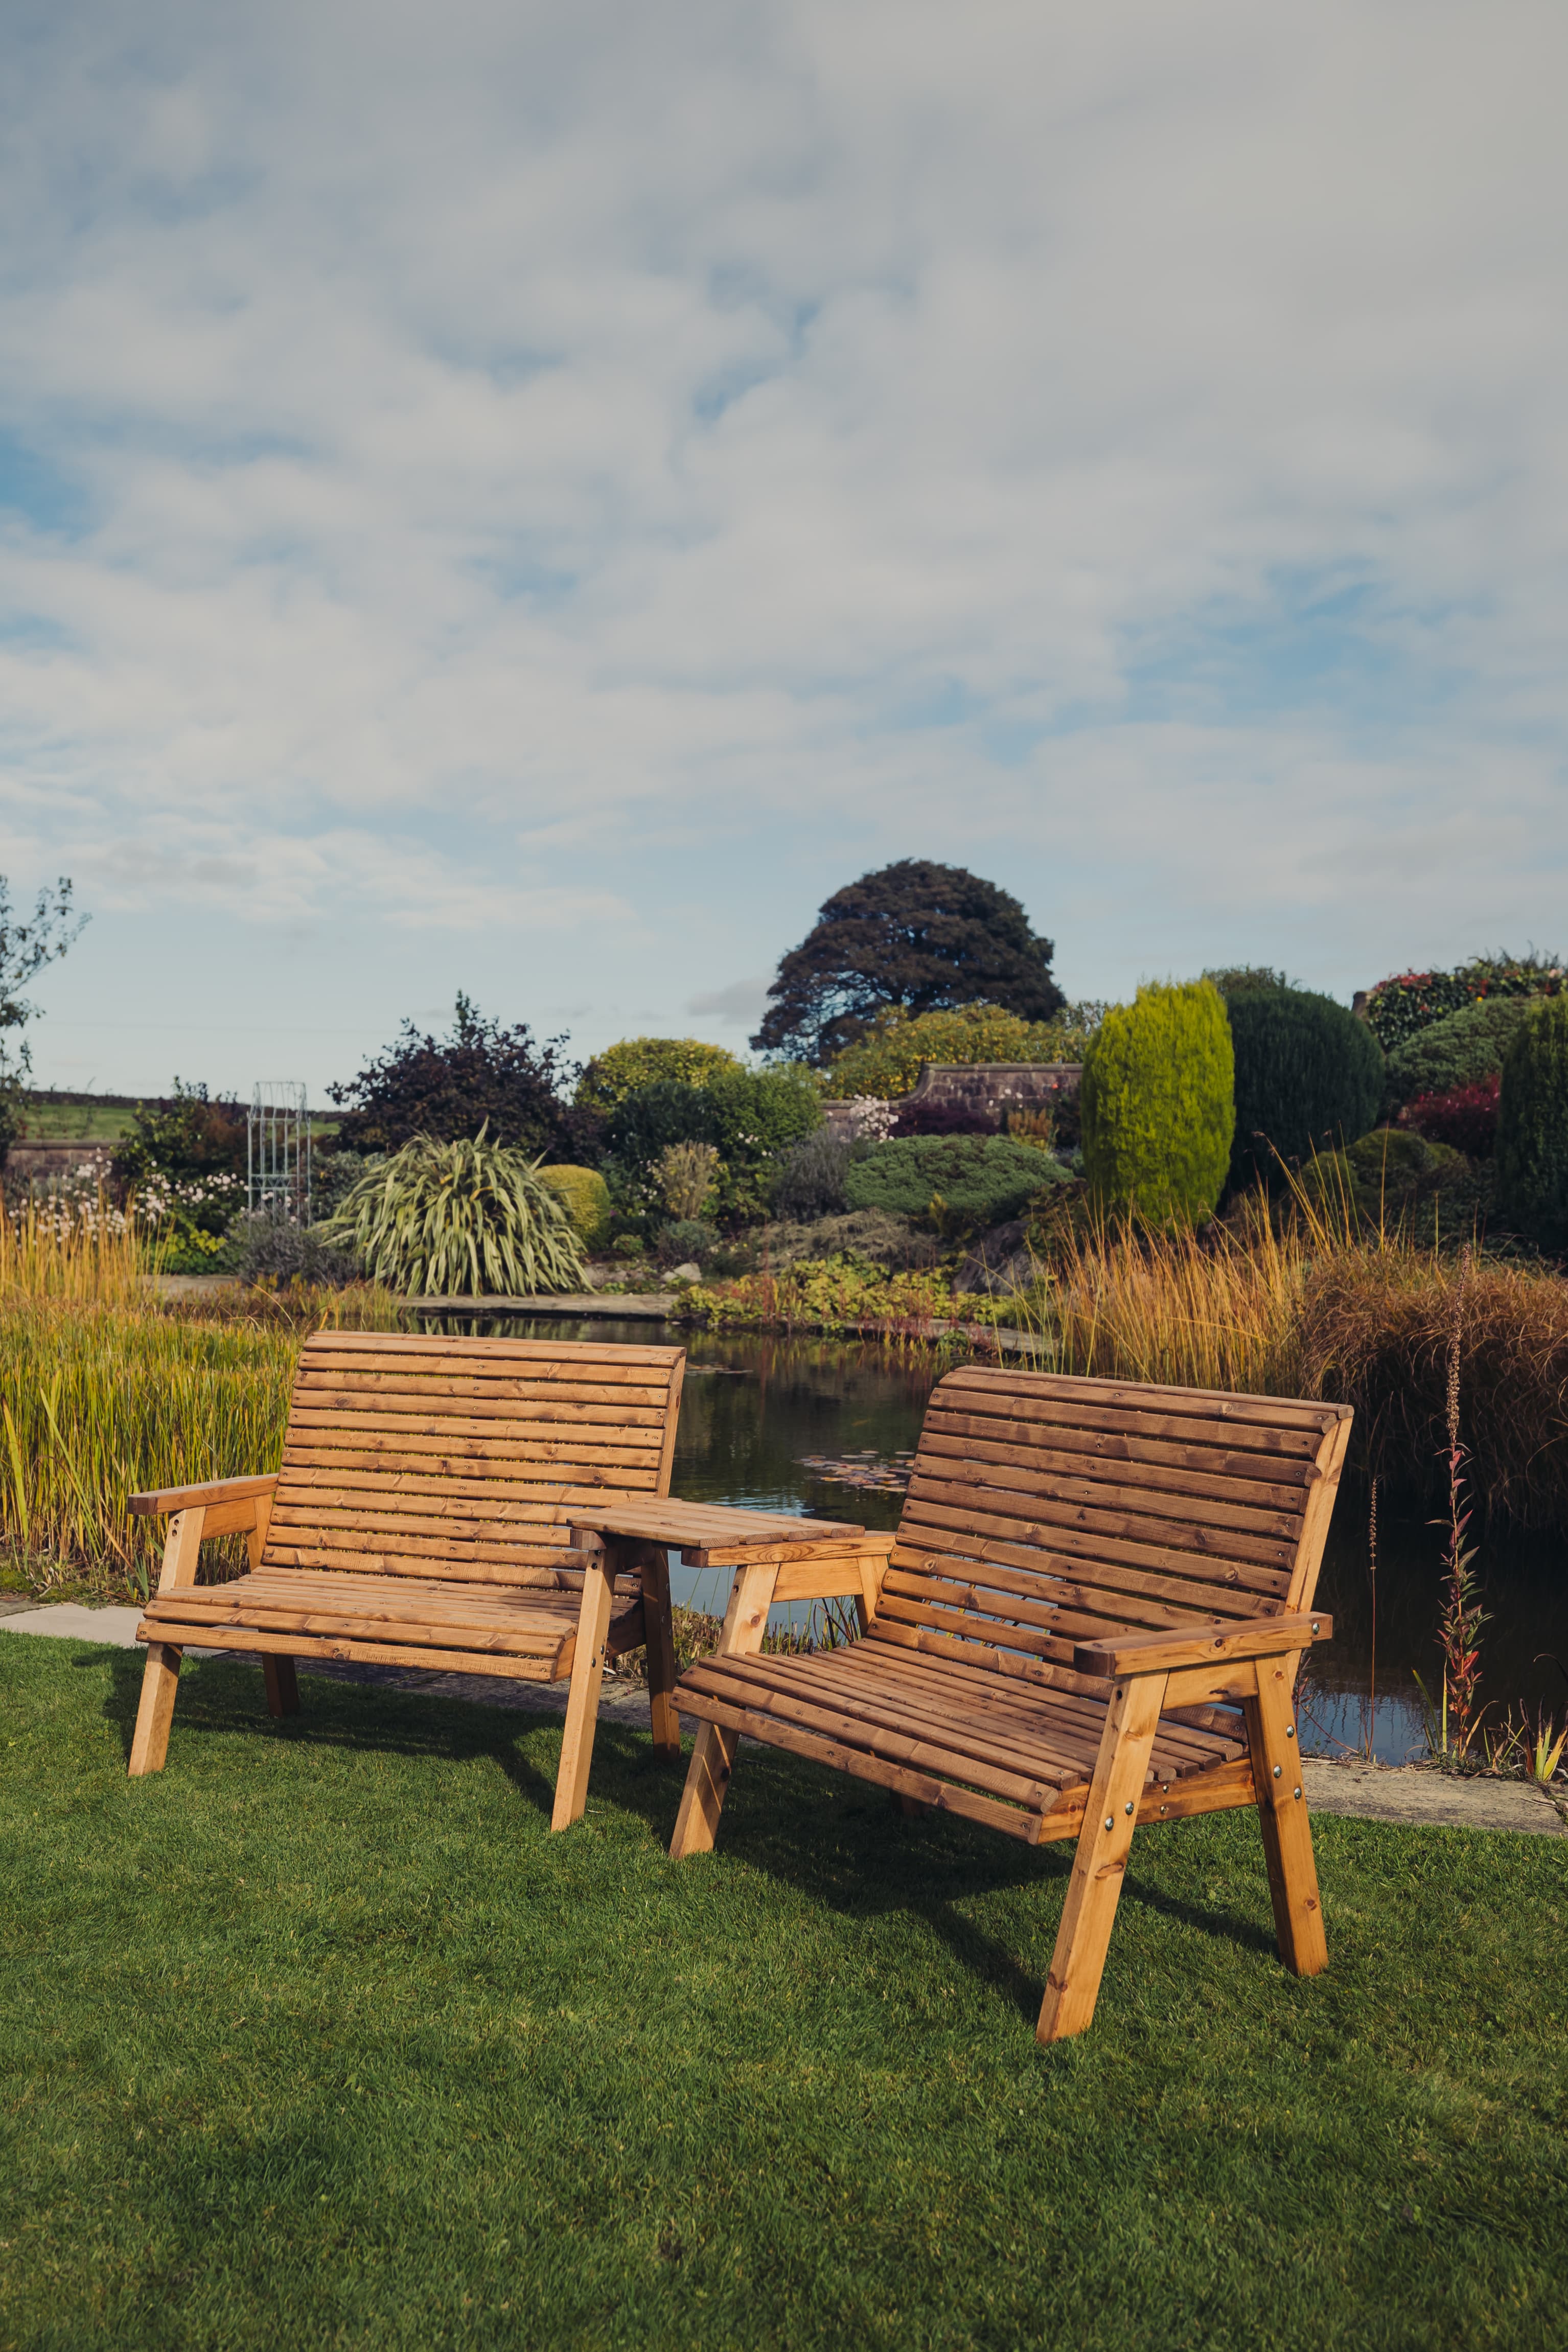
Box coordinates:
[3,0,1565,1100]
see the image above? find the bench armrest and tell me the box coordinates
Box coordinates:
[1073,1612,1331,1680]
[129,1475,278,1518]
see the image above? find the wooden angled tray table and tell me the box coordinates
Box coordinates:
[562,1498,897,1824]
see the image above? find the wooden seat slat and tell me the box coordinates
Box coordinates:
[843,1637,1246,1764]
[269,1501,622,1537]
[925,1392,1324,1460]
[264,1545,591,1581]
[935,1365,1342,1435]
[279,1435,663,1472]
[916,1415,1321,1498]
[712,1651,1110,1782]
[910,1438,1307,1535]
[884,1542,1283,1625]
[296,1388,673,1426]
[274,1468,657,1507]
[145,1621,570,1682]
[286,1406,666,1450]
[891,1518,1294,1604]
[693,1646,1243,1785]
[678,1660,1062,1809]
[304,1331,681,1370]
[921,1392,1326,1486]
[149,1574,613,1630]
[903,1480,1297,1574]
[898,1497,1295,1593]
[294,1369,674,1405]
[268,1516,602,1557]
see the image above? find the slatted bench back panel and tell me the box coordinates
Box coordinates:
[872,1366,1349,1686]
[263,1332,685,1583]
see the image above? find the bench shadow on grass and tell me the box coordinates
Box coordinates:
[95,1648,565,1815]
[95,1649,1278,2021]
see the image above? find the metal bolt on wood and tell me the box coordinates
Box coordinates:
[1273,1764,1282,1777]
[1103,1816,1113,1831]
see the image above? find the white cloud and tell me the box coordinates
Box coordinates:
[687,975,772,1028]
[0,0,1564,1089]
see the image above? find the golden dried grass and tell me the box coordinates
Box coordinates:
[1016,1192,1568,1526]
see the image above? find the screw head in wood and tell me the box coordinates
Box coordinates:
[1293,1786,1302,1800]
[1103,1816,1114,1831]
[1286,1725,1296,1740]
[1273,1764,1282,1778]
[1124,1801,1134,1815]
[1311,1621,1320,1634]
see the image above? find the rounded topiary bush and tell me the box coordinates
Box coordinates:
[1299,1126,1466,1225]
[844,1135,1067,1232]
[1080,980,1234,1229]
[1225,987,1384,1193]
[537,1164,612,1250]
[1382,996,1535,1113]
[1496,997,1568,1251]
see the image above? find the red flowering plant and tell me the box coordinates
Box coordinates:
[1398,1074,1501,1157]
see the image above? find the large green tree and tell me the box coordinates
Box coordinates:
[751,860,1063,1066]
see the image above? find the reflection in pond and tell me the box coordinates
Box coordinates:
[419,1311,1568,1766]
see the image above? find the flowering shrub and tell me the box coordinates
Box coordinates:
[1363,956,1563,1052]
[1398,1076,1500,1158]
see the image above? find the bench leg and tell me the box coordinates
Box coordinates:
[1244,1654,1327,1977]
[263,1656,299,1718]
[668,1723,740,1857]
[551,1555,615,1833]
[128,1642,183,1777]
[639,1543,681,1762]
[667,1561,778,1860]
[1037,1672,1167,2044]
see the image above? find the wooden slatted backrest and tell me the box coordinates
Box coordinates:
[262,1333,685,1585]
[872,1367,1352,1693]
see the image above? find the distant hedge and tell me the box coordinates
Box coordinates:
[1382,997,1535,1111]
[844,1135,1068,1231]
[1226,988,1383,1193]
[823,1000,1103,1101]
[1362,956,1563,1052]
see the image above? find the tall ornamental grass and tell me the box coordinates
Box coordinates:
[0,1304,302,1593]
[0,1203,407,1590]
[1017,1192,1568,1526]
[0,1192,148,1309]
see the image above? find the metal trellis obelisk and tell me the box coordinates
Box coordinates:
[247,1082,312,1223]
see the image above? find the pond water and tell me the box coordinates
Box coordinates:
[428,1313,1568,1765]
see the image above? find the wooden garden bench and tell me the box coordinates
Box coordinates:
[666,1366,1352,2042]
[128,1332,687,1829]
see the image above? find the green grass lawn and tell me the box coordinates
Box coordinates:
[2,1636,1565,2351]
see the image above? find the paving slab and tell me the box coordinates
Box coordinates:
[1303,1756,1563,1836]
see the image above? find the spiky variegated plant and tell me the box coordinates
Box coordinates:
[324,1132,586,1297]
